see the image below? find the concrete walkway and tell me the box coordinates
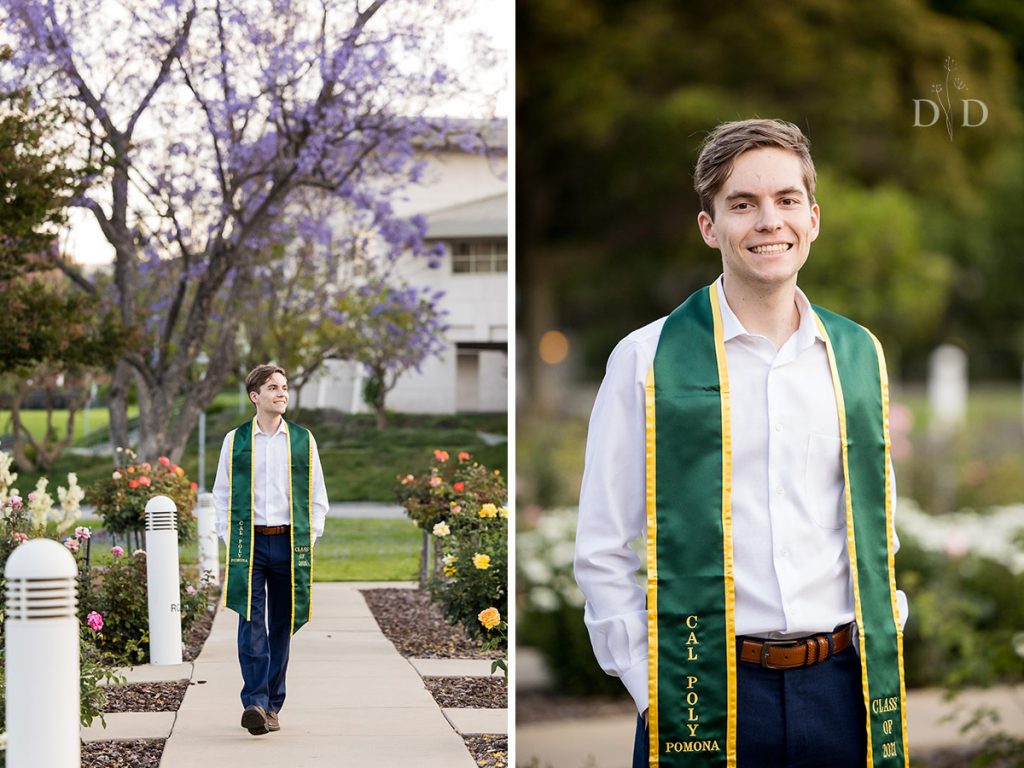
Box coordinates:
[156,582,478,768]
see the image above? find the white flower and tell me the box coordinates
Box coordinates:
[55,473,84,533]
[27,478,53,530]
[432,521,450,537]
[442,554,457,566]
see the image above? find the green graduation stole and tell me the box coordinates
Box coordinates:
[645,285,908,766]
[223,418,314,635]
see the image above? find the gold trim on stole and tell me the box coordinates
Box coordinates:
[307,436,315,621]
[709,286,737,766]
[814,315,874,765]
[645,366,659,766]
[286,422,296,634]
[869,331,911,767]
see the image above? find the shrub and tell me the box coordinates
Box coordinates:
[394,449,506,532]
[80,548,210,665]
[397,450,508,643]
[429,506,508,643]
[86,449,197,543]
[517,507,632,696]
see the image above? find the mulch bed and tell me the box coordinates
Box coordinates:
[361,588,501,658]
[102,680,190,713]
[183,605,216,662]
[423,676,507,708]
[82,739,164,767]
[464,734,508,768]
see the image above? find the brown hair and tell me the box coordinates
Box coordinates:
[245,364,287,406]
[694,119,816,219]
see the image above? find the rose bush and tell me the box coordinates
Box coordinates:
[86,448,198,543]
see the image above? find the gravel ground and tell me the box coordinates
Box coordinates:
[423,676,507,708]
[361,588,501,658]
[464,734,508,768]
[82,739,164,767]
[102,680,190,712]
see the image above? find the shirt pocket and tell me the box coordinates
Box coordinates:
[804,433,845,530]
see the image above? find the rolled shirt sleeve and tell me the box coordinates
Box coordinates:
[212,432,234,545]
[574,332,658,715]
[310,435,329,545]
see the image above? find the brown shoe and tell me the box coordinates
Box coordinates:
[241,704,269,735]
[266,711,280,732]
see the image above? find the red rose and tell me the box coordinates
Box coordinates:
[453,482,465,492]
[159,456,171,466]
[128,479,140,489]
[190,482,198,491]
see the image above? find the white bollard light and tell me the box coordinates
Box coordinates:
[5,538,80,768]
[145,495,183,665]
[195,492,220,586]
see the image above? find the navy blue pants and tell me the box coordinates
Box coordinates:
[632,645,867,767]
[237,533,293,713]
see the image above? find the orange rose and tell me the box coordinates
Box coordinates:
[478,607,501,630]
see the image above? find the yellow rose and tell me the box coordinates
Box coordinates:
[478,607,501,630]
[472,553,491,570]
[432,521,451,537]
[443,565,457,577]
[479,503,497,518]
[499,506,509,518]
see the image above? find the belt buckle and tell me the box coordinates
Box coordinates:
[759,639,801,670]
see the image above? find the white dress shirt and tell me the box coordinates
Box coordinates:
[212,419,329,545]
[574,277,907,714]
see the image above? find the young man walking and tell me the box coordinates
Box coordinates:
[574,119,910,766]
[213,364,329,736]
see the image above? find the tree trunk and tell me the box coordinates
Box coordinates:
[108,361,132,464]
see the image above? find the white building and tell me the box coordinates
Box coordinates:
[304,121,508,414]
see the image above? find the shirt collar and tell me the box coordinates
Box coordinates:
[253,418,287,437]
[714,275,824,346]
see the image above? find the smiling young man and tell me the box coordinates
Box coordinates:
[574,120,910,766]
[212,364,328,736]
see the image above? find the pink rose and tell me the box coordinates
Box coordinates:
[428,476,442,488]
[186,585,196,595]
[11,532,27,544]
[139,476,151,487]
[75,526,91,540]
[433,450,449,462]
[111,546,125,558]
[63,538,80,553]
[86,611,103,632]
[159,456,171,466]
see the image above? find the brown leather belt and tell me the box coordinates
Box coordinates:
[254,525,290,536]
[739,623,854,670]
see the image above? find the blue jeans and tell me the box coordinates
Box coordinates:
[632,644,867,767]
[237,533,293,713]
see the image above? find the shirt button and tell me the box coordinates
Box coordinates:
[776,485,785,496]
[780,548,790,559]
[774,423,783,432]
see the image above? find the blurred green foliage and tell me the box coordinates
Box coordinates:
[519,0,1024,384]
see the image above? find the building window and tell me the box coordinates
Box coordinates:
[449,239,508,274]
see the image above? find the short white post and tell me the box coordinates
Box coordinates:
[5,539,80,768]
[195,492,220,586]
[145,495,183,665]
[928,344,968,437]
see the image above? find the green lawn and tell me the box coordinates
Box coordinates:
[78,516,420,582]
[9,407,507,502]
[0,406,139,446]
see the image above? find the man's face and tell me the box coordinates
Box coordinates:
[250,372,289,417]
[697,147,820,292]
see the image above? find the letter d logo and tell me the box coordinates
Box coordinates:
[913,99,941,127]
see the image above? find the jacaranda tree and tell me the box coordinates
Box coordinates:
[1,0,495,460]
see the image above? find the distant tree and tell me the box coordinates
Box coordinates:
[2,0,497,460]
[345,278,448,429]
